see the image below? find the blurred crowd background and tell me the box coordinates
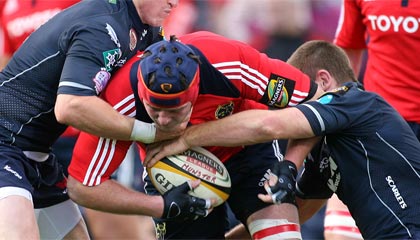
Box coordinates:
[163,0,341,61]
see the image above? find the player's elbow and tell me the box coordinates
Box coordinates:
[67,175,88,206]
[55,94,89,125]
[258,121,282,140]
[257,113,290,140]
[55,94,75,124]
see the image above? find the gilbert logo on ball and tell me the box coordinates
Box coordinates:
[147,147,231,206]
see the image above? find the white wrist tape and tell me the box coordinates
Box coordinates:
[130,120,156,143]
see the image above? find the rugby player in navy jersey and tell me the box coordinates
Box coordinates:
[146,40,420,239]
[67,31,322,239]
[0,0,185,239]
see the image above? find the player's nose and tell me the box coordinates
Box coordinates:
[155,113,172,126]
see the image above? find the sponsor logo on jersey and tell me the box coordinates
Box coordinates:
[385,175,407,209]
[325,157,340,193]
[264,74,294,108]
[367,15,420,33]
[129,28,137,51]
[93,68,111,94]
[102,48,122,71]
[116,58,127,68]
[215,102,234,119]
[140,29,148,41]
[106,23,121,48]
[109,0,117,4]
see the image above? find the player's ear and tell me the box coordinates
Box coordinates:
[315,69,333,91]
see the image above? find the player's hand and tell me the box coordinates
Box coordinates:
[258,160,298,205]
[161,180,215,221]
[295,142,340,199]
[144,137,190,167]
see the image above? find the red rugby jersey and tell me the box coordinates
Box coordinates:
[69,31,316,186]
[334,0,420,123]
[0,0,79,55]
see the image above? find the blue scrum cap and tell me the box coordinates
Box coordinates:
[137,36,200,108]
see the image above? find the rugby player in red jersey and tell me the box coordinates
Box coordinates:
[68,31,321,239]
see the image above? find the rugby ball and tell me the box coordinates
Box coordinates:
[147,147,231,206]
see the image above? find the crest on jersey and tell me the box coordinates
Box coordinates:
[263,74,294,108]
[215,102,234,119]
[129,28,137,51]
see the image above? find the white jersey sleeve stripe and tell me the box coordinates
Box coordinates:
[83,95,136,186]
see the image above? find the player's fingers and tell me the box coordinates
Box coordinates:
[264,181,273,195]
[205,199,211,209]
[268,173,279,186]
[188,179,201,189]
[191,196,208,208]
[194,208,210,218]
[145,153,163,168]
[271,190,287,204]
[264,180,281,195]
[176,181,193,193]
[144,148,158,167]
[258,193,274,203]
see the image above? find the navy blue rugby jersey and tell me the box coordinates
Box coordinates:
[296,82,420,239]
[0,0,163,152]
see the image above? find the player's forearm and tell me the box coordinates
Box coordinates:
[285,137,321,169]
[296,198,327,223]
[183,109,278,147]
[55,94,134,140]
[67,176,163,218]
[184,108,314,148]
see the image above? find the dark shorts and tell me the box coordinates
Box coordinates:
[0,144,69,208]
[144,140,288,239]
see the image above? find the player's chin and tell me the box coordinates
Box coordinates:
[156,124,181,133]
[148,15,168,27]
